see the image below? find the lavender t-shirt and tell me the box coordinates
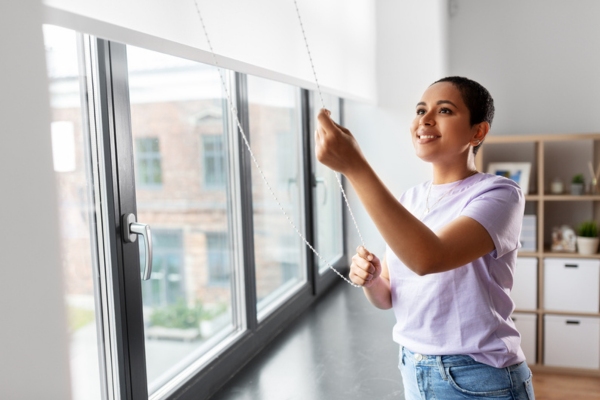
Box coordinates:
[387,172,526,368]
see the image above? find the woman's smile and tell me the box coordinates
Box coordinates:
[416,130,441,144]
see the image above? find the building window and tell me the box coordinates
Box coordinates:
[202,135,226,189]
[207,232,229,286]
[142,230,184,307]
[277,130,295,187]
[135,137,162,187]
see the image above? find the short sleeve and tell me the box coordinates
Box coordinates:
[460,181,525,259]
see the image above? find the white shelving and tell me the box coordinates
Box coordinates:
[478,133,600,375]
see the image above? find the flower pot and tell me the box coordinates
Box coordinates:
[576,236,599,255]
[571,183,584,195]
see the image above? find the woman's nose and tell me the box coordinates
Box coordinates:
[419,111,435,126]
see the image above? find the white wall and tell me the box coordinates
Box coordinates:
[44,0,377,103]
[343,0,447,257]
[0,0,71,399]
[448,0,600,135]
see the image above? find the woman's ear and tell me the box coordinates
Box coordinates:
[472,122,490,145]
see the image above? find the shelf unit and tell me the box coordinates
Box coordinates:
[476,133,600,376]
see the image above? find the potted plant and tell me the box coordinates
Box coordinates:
[571,173,585,195]
[576,220,599,255]
[146,299,205,341]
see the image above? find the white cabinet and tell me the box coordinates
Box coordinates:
[512,257,537,310]
[544,314,600,369]
[512,312,536,364]
[544,258,600,313]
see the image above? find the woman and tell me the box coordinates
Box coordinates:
[316,76,535,399]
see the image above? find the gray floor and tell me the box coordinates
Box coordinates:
[210,282,404,400]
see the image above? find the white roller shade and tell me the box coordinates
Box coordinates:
[43,0,377,103]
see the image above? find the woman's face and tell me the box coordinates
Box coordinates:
[410,82,480,164]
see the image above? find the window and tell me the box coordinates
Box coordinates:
[127,45,238,395]
[135,137,163,186]
[277,129,295,187]
[202,135,226,189]
[311,93,345,275]
[207,232,230,286]
[246,75,306,318]
[44,25,346,399]
[43,25,106,400]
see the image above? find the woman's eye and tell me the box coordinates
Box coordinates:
[416,109,426,115]
[440,108,452,114]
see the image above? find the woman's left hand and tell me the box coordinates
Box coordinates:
[316,109,366,176]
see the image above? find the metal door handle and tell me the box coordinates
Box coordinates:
[122,213,153,280]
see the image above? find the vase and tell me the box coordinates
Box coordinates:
[550,180,564,194]
[576,236,599,255]
[571,183,584,195]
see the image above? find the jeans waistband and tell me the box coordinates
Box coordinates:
[400,345,523,371]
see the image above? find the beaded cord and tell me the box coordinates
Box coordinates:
[193,0,367,287]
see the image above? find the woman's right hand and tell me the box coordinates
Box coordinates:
[350,246,382,287]
[315,109,366,177]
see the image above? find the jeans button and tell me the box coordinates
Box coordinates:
[414,353,423,361]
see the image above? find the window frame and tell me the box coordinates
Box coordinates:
[305,93,348,296]
[74,34,348,400]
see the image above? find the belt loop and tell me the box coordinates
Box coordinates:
[436,356,448,381]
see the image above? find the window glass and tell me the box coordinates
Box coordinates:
[136,137,163,187]
[246,75,306,317]
[202,135,226,189]
[126,45,240,395]
[312,93,344,273]
[43,25,105,400]
[142,230,184,307]
[207,232,230,286]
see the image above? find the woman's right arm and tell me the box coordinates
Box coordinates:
[350,246,392,310]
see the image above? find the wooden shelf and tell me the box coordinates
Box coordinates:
[512,309,600,317]
[530,364,600,377]
[542,251,600,259]
[485,132,600,144]
[543,194,600,201]
[481,133,600,376]
[542,310,600,317]
[517,251,538,257]
[523,194,600,201]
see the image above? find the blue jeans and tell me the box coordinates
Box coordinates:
[399,346,535,399]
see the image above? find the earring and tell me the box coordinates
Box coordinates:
[473,140,481,146]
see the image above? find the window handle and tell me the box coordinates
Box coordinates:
[122,213,153,280]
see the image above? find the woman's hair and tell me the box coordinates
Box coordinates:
[432,76,495,155]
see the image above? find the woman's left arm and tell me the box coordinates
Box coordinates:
[316,110,495,275]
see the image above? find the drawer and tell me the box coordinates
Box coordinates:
[543,314,600,369]
[512,312,536,364]
[543,258,600,313]
[512,257,537,310]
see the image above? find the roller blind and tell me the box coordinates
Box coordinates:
[43,0,377,102]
